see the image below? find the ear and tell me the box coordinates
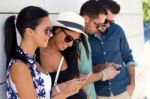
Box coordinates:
[54,28,61,34]
[82,15,90,24]
[24,28,34,37]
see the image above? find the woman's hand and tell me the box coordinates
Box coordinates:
[51,78,86,98]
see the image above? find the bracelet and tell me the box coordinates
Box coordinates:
[99,72,103,80]
[54,85,60,93]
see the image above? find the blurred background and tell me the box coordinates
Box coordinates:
[0,0,149,99]
[141,0,150,99]
[143,0,150,42]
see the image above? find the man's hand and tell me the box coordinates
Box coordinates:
[127,64,135,96]
[127,83,135,96]
[93,63,121,73]
[101,67,120,81]
[104,63,121,70]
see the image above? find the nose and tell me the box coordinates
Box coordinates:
[47,31,53,40]
[49,32,53,38]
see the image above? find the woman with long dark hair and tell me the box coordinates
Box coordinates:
[5,6,53,99]
[38,12,90,99]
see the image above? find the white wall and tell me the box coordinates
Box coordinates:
[116,0,144,57]
[115,1,145,98]
[0,0,144,99]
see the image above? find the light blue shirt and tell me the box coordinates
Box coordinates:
[79,41,96,99]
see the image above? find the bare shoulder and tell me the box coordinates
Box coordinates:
[10,61,37,98]
[11,61,29,76]
[10,61,32,83]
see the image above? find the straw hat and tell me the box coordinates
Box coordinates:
[52,11,87,37]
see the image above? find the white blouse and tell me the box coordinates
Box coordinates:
[9,73,52,99]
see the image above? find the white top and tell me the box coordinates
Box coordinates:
[9,72,52,99]
[41,73,52,99]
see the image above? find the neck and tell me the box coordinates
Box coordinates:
[95,32,102,38]
[20,39,37,56]
[46,38,60,53]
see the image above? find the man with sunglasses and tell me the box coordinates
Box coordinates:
[88,0,136,99]
[78,0,121,99]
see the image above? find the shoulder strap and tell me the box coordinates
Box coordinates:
[53,56,64,86]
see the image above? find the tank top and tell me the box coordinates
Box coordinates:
[50,60,87,99]
[6,46,51,99]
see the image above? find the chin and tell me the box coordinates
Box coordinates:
[61,48,66,51]
[88,32,95,35]
[101,30,106,32]
[40,43,48,48]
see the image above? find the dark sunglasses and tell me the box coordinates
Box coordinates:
[93,19,115,29]
[93,21,104,30]
[61,29,81,43]
[104,19,115,24]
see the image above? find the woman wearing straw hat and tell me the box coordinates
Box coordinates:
[37,12,90,99]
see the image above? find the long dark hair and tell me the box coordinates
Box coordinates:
[4,6,49,67]
[54,27,89,77]
[36,27,89,77]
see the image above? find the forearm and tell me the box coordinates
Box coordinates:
[85,66,120,85]
[85,72,102,85]
[127,64,135,85]
[51,92,66,99]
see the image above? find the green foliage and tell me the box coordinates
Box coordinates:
[143,0,150,23]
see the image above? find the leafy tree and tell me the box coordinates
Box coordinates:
[143,0,150,23]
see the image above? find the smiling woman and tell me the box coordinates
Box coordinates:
[38,12,90,99]
[4,6,52,99]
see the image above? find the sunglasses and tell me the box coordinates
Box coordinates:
[93,20,104,30]
[61,29,81,43]
[104,19,115,24]
[44,28,53,37]
[93,19,115,29]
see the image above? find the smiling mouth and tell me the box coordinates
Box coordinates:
[64,45,67,49]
